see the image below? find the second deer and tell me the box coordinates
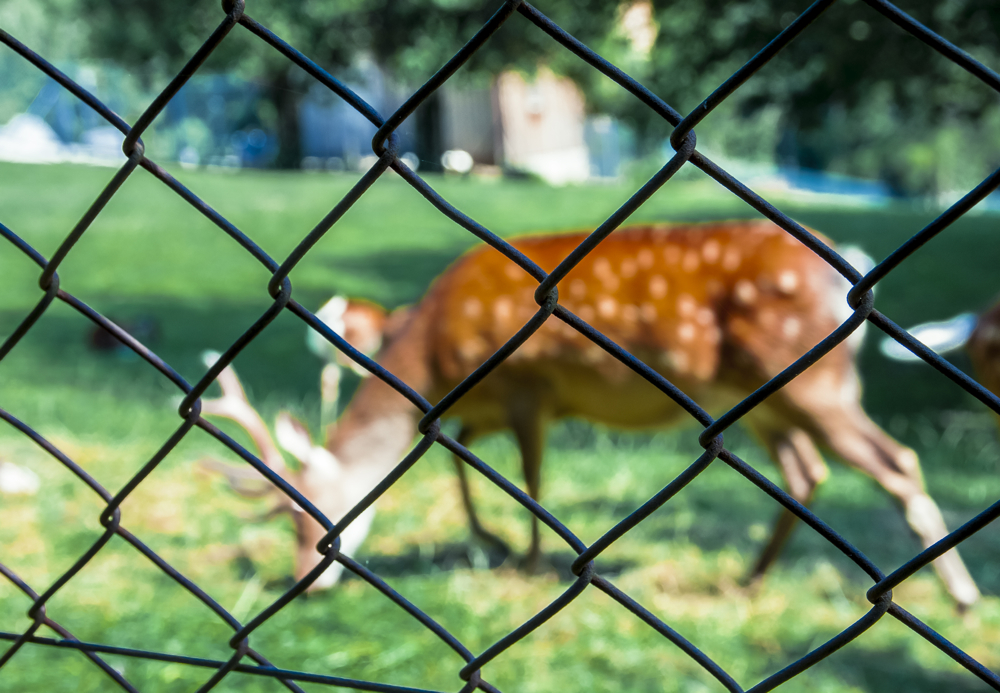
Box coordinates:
[880,298,1000,424]
[199,296,399,588]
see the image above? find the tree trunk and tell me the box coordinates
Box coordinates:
[267,67,302,169]
[414,89,443,172]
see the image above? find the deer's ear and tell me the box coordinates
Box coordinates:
[307,296,349,360]
[201,350,224,369]
[337,300,394,376]
[275,412,314,467]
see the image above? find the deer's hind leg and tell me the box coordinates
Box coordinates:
[743,424,829,583]
[508,392,550,574]
[778,365,980,608]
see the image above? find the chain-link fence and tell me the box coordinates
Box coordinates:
[3,0,1000,690]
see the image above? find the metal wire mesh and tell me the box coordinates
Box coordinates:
[3,0,1000,690]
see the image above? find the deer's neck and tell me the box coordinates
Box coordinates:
[327,310,434,483]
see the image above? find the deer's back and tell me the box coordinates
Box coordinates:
[419,222,855,430]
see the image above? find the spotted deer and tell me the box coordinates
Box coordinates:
[220,221,982,607]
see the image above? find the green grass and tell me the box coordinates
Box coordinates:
[2,161,1000,692]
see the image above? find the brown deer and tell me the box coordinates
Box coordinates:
[211,221,981,607]
[968,302,1000,412]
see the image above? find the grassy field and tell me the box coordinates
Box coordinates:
[2,160,1000,692]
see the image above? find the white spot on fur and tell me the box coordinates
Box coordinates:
[664,245,681,265]
[783,316,801,339]
[777,270,799,294]
[637,248,654,269]
[721,247,741,272]
[463,297,482,319]
[734,280,757,305]
[677,294,697,317]
[504,263,524,281]
[678,323,695,342]
[593,257,620,290]
[696,307,714,326]
[600,274,620,292]
[597,296,618,319]
[493,297,514,324]
[702,239,720,264]
[649,275,668,299]
[570,278,587,299]
[593,257,612,278]
[682,250,700,272]
[621,258,637,278]
[640,303,657,322]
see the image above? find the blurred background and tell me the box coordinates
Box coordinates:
[3,1,1000,691]
[3,0,1000,197]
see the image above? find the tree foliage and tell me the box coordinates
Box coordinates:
[586,0,1000,194]
[74,0,618,167]
[65,0,1000,192]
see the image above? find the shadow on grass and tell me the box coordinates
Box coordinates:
[560,467,1000,598]
[546,550,636,581]
[823,644,994,693]
[332,542,636,583]
[344,541,511,581]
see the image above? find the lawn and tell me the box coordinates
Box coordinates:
[2,160,1000,692]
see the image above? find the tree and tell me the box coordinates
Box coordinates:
[75,0,619,169]
[71,0,1000,189]
[585,0,1000,194]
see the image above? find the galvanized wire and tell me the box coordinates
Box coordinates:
[2,0,1000,690]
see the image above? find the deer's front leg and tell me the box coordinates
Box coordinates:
[453,426,510,559]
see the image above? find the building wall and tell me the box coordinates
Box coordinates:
[495,68,590,184]
[441,85,496,165]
